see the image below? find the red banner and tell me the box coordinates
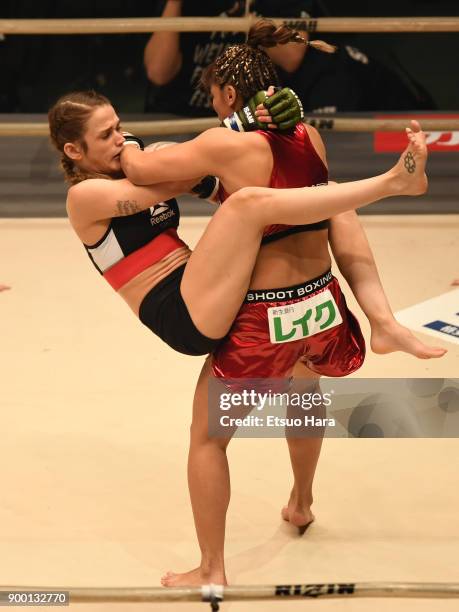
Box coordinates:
[374,114,459,152]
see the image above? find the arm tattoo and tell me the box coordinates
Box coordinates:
[116,199,141,216]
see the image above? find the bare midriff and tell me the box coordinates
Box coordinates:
[118,245,191,315]
[120,229,329,316]
[249,229,331,290]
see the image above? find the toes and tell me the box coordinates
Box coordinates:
[161,573,176,587]
[430,348,447,357]
[417,348,447,359]
[405,129,416,146]
[406,122,426,150]
[161,571,174,582]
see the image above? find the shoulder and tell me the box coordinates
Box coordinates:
[194,127,268,155]
[67,178,109,204]
[66,178,119,222]
[303,123,328,168]
[303,123,320,140]
[67,177,129,205]
[196,127,241,145]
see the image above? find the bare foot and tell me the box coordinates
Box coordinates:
[371,319,447,359]
[281,502,315,535]
[0,284,11,292]
[391,120,428,196]
[452,279,459,286]
[161,566,227,587]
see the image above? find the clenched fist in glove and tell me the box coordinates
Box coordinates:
[222,87,304,132]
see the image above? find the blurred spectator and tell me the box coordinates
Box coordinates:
[0,0,153,112]
[144,0,435,115]
[268,9,435,112]
[144,1,246,116]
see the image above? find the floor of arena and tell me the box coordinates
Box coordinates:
[1,214,458,611]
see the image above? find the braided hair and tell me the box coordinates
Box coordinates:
[48,91,113,185]
[201,19,336,101]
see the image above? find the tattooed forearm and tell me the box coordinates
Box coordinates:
[116,199,141,216]
[404,151,416,174]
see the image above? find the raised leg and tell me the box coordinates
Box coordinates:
[181,123,428,339]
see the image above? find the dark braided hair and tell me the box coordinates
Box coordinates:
[201,19,336,101]
[48,90,113,186]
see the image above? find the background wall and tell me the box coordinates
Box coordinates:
[323,1,459,110]
[1,1,458,113]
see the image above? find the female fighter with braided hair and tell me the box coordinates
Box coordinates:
[49,84,435,362]
[118,20,444,587]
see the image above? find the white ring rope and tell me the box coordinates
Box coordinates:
[0,17,459,35]
[1,582,459,603]
[1,117,458,138]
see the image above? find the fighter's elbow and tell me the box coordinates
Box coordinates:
[144,52,181,86]
[123,159,150,186]
[277,57,303,73]
[145,64,175,86]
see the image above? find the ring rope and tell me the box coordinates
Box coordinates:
[1,117,459,137]
[1,17,459,35]
[243,0,250,42]
[2,582,459,603]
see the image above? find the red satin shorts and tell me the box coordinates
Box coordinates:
[212,269,365,381]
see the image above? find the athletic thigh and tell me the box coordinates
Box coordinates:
[181,189,266,340]
[191,356,251,448]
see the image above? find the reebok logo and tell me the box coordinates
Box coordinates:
[150,203,176,225]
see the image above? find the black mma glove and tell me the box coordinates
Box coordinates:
[121,131,145,150]
[191,175,220,201]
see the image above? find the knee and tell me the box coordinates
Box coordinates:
[189,422,231,451]
[224,186,273,222]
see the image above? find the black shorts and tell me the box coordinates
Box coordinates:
[139,264,223,356]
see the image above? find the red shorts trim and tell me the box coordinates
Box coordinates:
[212,276,365,380]
[103,229,186,290]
